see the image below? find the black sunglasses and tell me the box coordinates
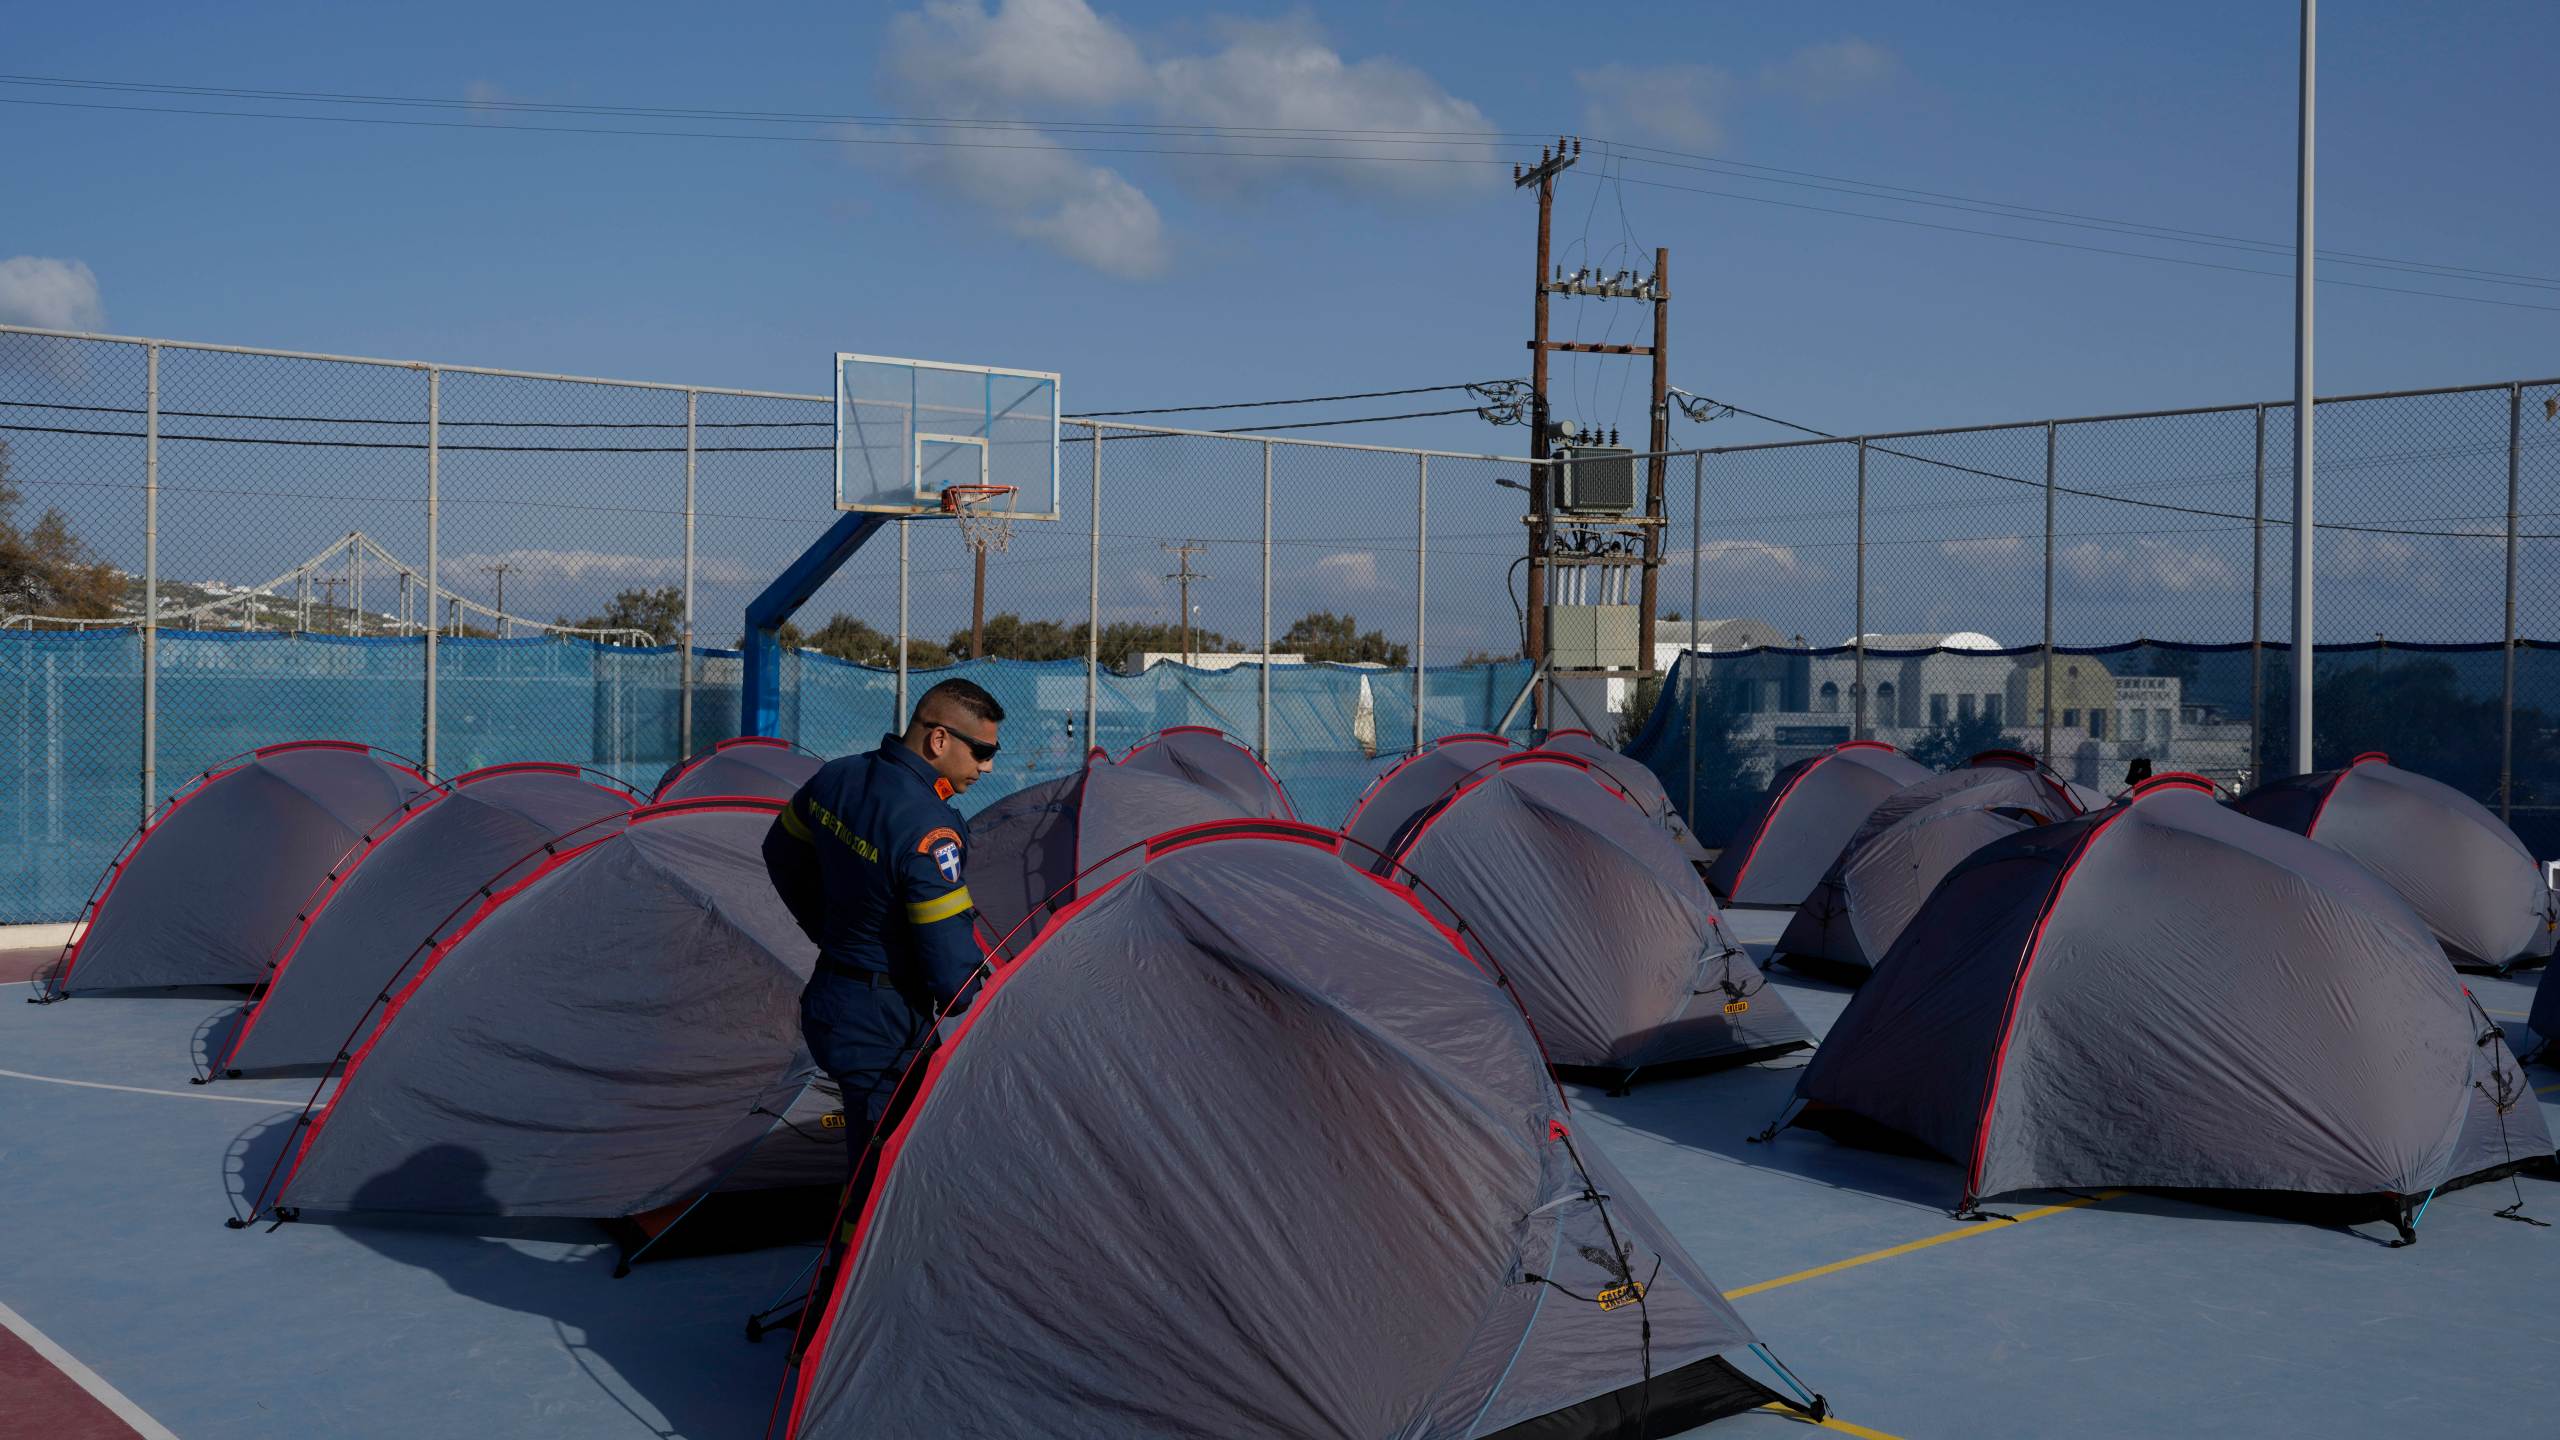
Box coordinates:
[935,723,1000,763]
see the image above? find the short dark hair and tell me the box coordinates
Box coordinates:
[913,677,1005,727]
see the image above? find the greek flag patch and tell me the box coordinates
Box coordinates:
[933,840,962,883]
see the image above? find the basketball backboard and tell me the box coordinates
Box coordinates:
[835,353,1061,520]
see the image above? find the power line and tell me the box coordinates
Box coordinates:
[12,73,2555,308]
[1594,141,2560,294]
[1676,392,2560,538]
[1611,170,2560,316]
[1071,382,1498,418]
[1210,407,1484,434]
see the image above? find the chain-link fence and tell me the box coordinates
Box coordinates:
[6,319,2557,919]
[1641,377,2560,855]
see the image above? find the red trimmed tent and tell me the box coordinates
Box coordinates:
[44,741,428,997]
[2234,752,2558,974]
[1537,727,1712,863]
[263,796,836,1222]
[1116,726,1294,819]
[964,747,1257,949]
[1787,774,2553,1236]
[1777,750,2088,980]
[1383,753,1812,1084]
[1704,740,1928,907]
[1339,732,1517,858]
[214,763,638,1076]
[652,735,822,803]
[783,820,1823,1439]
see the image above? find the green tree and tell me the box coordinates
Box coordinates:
[769,612,955,668]
[564,585,684,645]
[1906,710,2019,771]
[1281,610,1406,666]
[0,440,122,619]
[1617,675,1663,748]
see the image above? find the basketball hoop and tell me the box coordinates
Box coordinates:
[940,483,1019,553]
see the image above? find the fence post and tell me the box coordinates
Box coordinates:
[896,518,910,727]
[1853,440,1867,740]
[1686,452,1701,824]
[680,390,696,758]
[2503,383,2521,822]
[1413,454,1427,754]
[141,343,158,818]
[423,367,439,775]
[2043,421,2056,764]
[1087,427,1102,748]
[2249,404,2264,786]
[1261,438,1274,759]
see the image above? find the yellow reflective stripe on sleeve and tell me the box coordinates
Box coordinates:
[777,801,814,842]
[904,887,975,926]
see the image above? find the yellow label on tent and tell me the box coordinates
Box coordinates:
[1596,1280,1646,1311]
[820,1111,847,1130]
[1723,999,1751,1015]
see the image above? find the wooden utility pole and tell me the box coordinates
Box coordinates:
[969,546,988,658]
[1516,138,1577,691]
[481,561,512,639]
[1162,541,1208,664]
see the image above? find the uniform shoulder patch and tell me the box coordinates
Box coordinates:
[919,826,964,883]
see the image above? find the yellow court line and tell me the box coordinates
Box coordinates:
[1758,1401,1912,1439]
[2538,1080,2560,1095]
[1721,1190,2124,1301]
[2488,1009,2533,1020]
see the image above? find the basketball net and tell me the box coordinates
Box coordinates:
[942,485,1017,554]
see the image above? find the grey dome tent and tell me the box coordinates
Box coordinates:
[1383,753,1813,1084]
[964,745,1256,947]
[2233,752,2558,974]
[43,741,429,997]
[1340,732,1517,857]
[260,796,836,1223]
[1705,740,1928,907]
[213,763,639,1076]
[1116,725,1294,818]
[1775,794,2044,983]
[1538,727,1713,864]
[782,819,1826,1440]
[1833,748,2089,854]
[1784,775,2553,1236]
[652,735,821,803]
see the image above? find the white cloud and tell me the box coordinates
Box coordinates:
[0,256,105,332]
[1940,534,2028,563]
[1761,37,1899,104]
[2057,538,2241,595]
[1575,64,1726,150]
[1689,538,1803,574]
[448,549,753,587]
[874,3,1493,274]
[888,0,1148,107]
[1313,550,1381,591]
[1152,16,1498,196]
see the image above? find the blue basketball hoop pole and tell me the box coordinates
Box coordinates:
[740,510,891,737]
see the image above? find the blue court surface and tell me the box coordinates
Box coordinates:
[2,912,2554,1440]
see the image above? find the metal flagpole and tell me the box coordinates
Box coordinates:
[2291,0,2317,774]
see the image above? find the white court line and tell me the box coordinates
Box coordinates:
[0,1296,183,1440]
[0,1067,299,1107]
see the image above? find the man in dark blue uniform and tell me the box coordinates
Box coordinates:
[763,678,1004,1161]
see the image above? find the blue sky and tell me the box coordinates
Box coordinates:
[5,1,2556,651]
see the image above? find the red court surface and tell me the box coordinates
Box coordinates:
[0,1316,151,1440]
